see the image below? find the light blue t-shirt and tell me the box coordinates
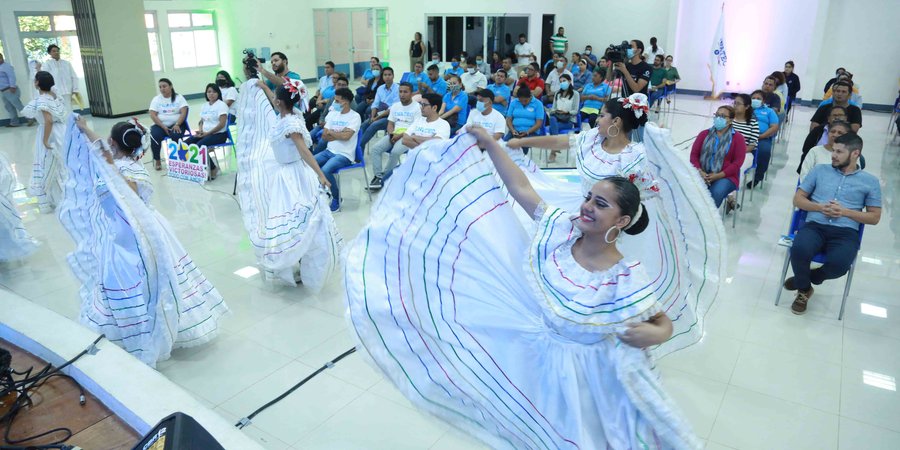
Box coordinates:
[321,85,335,100]
[487,83,512,116]
[426,77,448,96]
[799,164,881,230]
[444,66,464,78]
[581,82,611,111]
[507,98,545,132]
[266,70,300,90]
[362,68,380,81]
[753,105,779,138]
[406,72,428,92]
[319,74,333,90]
[373,83,400,111]
[442,90,469,125]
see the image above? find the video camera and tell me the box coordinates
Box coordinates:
[242,49,266,78]
[605,41,630,64]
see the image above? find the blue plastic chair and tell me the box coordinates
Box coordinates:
[774,208,864,319]
[334,128,371,202]
[206,114,236,171]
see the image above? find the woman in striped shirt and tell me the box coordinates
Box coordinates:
[731,93,759,154]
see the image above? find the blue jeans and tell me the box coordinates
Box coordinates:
[548,114,575,135]
[648,89,665,108]
[1,89,25,125]
[708,178,736,207]
[753,137,773,184]
[359,117,388,148]
[790,221,860,291]
[184,132,229,170]
[314,150,352,201]
[150,124,187,161]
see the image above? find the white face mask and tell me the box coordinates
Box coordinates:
[556,61,564,69]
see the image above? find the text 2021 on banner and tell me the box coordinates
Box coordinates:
[165,139,208,184]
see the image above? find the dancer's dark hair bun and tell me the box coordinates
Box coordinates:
[603,176,649,235]
[624,202,649,235]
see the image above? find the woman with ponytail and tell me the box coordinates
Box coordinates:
[58,116,229,367]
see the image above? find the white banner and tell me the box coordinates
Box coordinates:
[164,138,209,184]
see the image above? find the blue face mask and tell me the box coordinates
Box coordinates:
[626,48,635,59]
[372,69,380,76]
[751,98,763,109]
[713,116,728,131]
[476,100,487,112]
[451,62,459,68]
[331,102,342,112]
[559,81,570,90]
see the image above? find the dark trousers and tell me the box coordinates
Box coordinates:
[184,132,229,170]
[790,221,860,291]
[753,137,773,184]
[150,124,185,161]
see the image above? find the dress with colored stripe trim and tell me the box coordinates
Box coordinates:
[21,93,67,213]
[0,151,39,261]
[508,124,726,359]
[58,117,228,367]
[345,133,702,449]
[235,81,341,290]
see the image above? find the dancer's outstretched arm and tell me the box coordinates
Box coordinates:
[506,134,569,150]
[466,125,542,216]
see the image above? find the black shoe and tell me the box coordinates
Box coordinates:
[367,176,383,189]
[783,277,797,291]
[745,180,758,190]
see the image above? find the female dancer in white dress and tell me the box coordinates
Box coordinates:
[22,71,66,213]
[0,152,39,261]
[59,116,228,367]
[502,93,725,357]
[234,77,341,290]
[345,126,703,449]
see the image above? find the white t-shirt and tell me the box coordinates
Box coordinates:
[387,101,421,134]
[545,69,573,95]
[149,94,188,127]
[461,71,488,93]
[221,86,238,116]
[514,42,535,64]
[464,109,507,137]
[200,100,229,134]
[407,116,451,140]
[324,109,361,161]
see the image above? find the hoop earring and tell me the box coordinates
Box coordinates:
[607,125,620,137]
[604,226,620,244]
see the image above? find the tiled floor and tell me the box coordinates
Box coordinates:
[2,92,898,449]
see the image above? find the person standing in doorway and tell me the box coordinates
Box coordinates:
[549,27,569,58]
[37,44,79,114]
[514,34,535,67]
[410,32,426,71]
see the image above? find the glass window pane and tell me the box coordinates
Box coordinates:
[192,13,213,27]
[53,15,77,31]
[59,35,83,77]
[22,37,56,62]
[18,16,51,32]
[168,13,191,28]
[193,30,218,66]
[427,16,443,60]
[148,32,161,71]
[171,31,196,68]
[145,13,155,29]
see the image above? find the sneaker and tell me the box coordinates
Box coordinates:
[329,198,341,212]
[783,276,797,291]
[5,122,21,128]
[791,287,814,315]
[367,176,383,189]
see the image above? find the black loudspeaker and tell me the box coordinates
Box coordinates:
[132,412,225,450]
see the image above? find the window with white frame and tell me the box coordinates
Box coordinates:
[167,11,218,69]
[145,12,162,71]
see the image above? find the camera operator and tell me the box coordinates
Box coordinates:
[254,52,308,111]
[611,39,651,97]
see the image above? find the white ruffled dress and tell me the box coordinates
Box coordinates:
[58,117,228,367]
[345,133,702,449]
[22,93,67,212]
[0,152,39,261]
[235,81,341,290]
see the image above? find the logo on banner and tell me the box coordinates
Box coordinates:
[164,139,209,184]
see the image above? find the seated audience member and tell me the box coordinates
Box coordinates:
[185,83,229,180]
[490,52,503,73]
[366,83,421,189]
[544,56,573,102]
[822,73,861,104]
[647,55,667,110]
[443,57,464,80]
[644,37,665,64]
[689,105,747,208]
[215,70,238,123]
[747,90,779,188]
[407,61,428,92]
[501,57,519,86]
[355,59,383,104]
[547,74,580,162]
[731,93,759,155]
[315,88,361,212]
[582,45,598,70]
[367,93,450,189]
[580,70,611,127]
[542,53,561,79]
[487,70,511,116]
[312,75,350,143]
[308,70,341,130]
[361,57,381,82]
[811,81,861,132]
[783,61,801,113]
[461,89,507,140]
[354,67,384,115]
[568,52,582,73]
[572,59,591,91]
[423,63,448,96]
[429,52,443,71]
[461,56,488,97]
[148,78,188,171]
[801,105,847,170]
[359,67,400,148]
[761,76,782,113]
[439,74,469,134]
[823,67,845,93]
[504,86,545,151]
[799,121,851,180]
[515,63,545,99]
[784,132,881,315]
[769,71,788,109]
[313,61,335,104]
[664,55,681,85]
[475,54,491,76]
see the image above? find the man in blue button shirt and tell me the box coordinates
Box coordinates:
[423,64,447,96]
[0,53,27,127]
[359,66,399,148]
[785,132,881,314]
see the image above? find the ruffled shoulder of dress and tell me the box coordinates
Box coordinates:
[114,158,152,185]
[270,113,312,148]
[21,95,67,121]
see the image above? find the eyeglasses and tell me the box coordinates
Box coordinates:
[713,113,730,119]
[419,103,432,107]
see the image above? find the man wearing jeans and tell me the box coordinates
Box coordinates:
[359,66,399,149]
[366,82,420,190]
[315,88,360,212]
[784,132,881,314]
[0,53,26,127]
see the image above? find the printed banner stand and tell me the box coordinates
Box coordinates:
[164,138,209,184]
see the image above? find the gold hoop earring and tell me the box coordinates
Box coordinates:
[607,125,620,137]
[604,226,620,244]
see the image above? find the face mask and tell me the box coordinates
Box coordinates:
[372,69,381,76]
[713,116,728,131]
[451,62,459,68]
[556,61,564,69]
[216,79,226,87]
[585,50,591,55]
[559,81,570,90]
[476,101,487,112]
[331,102,342,112]
[476,59,483,64]
[449,84,461,94]
[626,48,635,59]
[751,99,762,109]
[432,58,439,63]
[467,67,476,75]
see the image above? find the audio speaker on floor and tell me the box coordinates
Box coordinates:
[132,412,225,450]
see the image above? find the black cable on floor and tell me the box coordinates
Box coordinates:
[235,347,357,429]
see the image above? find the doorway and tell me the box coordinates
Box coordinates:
[313,8,388,80]
[540,14,555,69]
